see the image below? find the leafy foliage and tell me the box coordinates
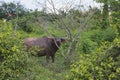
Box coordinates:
[66,38,120,80]
[80,27,118,53]
[0,20,27,79]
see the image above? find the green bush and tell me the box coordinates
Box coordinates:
[80,38,98,54]
[80,28,118,53]
[0,20,28,79]
[66,38,120,80]
[90,28,118,43]
[18,18,32,32]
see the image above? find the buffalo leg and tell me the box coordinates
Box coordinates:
[46,55,50,63]
[51,55,55,63]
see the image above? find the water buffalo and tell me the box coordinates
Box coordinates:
[23,36,66,63]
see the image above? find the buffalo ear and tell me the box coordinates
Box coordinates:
[61,38,66,42]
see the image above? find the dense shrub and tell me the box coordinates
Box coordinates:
[14,15,36,33]
[66,38,120,80]
[80,27,118,53]
[0,20,28,79]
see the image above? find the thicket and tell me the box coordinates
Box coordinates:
[67,37,120,80]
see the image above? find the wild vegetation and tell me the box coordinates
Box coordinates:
[0,0,120,80]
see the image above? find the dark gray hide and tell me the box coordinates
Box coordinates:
[23,36,66,63]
